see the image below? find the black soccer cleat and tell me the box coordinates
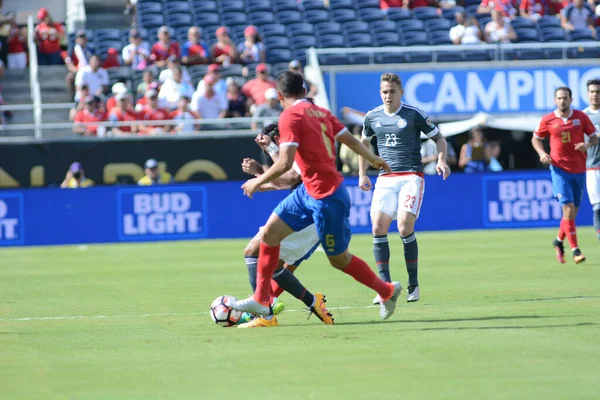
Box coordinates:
[553,239,566,264]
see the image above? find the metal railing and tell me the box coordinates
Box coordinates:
[0,103,75,112]
[27,14,42,139]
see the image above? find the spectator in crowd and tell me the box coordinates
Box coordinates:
[73,95,107,136]
[102,48,121,69]
[380,0,404,9]
[191,73,228,120]
[60,162,94,188]
[225,78,248,118]
[171,95,201,134]
[339,125,374,175]
[196,63,227,96]
[122,29,150,70]
[158,66,195,109]
[181,26,209,66]
[450,12,484,44]
[211,26,238,66]
[158,56,192,85]
[402,0,440,9]
[519,0,550,20]
[242,63,276,108]
[74,55,109,100]
[136,81,160,111]
[238,25,266,65]
[288,60,318,98]
[251,88,283,129]
[69,84,89,120]
[109,92,139,135]
[0,2,16,66]
[138,89,172,135]
[477,0,518,17]
[485,10,517,43]
[487,141,504,171]
[65,30,93,98]
[138,158,173,185]
[106,82,128,113]
[459,127,491,172]
[7,22,27,69]
[549,0,569,15]
[422,137,457,174]
[561,0,596,37]
[35,8,65,65]
[137,70,155,96]
[151,26,180,68]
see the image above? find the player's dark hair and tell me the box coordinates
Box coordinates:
[261,123,279,140]
[276,71,305,98]
[587,79,600,88]
[554,86,572,99]
[381,73,402,88]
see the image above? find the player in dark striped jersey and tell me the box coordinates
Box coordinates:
[359,73,450,304]
[583,80,600,241]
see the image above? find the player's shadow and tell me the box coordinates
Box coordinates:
[413,322,597,332]
[502,295,600,303]
[331,314,583,327]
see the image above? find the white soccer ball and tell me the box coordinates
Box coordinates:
[210,295,242,327]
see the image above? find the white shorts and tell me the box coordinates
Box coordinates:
[586,169,600,205]
[259,224,320,266]
[371,174,425,220]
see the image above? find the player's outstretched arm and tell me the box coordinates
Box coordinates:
[337,131,392,173]
[241,145,296,198]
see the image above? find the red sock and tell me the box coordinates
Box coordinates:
[269,279,285,301]
[254,242,280,306]
[342,255,393,300]
[564,219,578,249]
[557,222,566,241]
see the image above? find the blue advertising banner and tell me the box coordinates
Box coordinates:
[0,171,592,247]
[329,65,600,116]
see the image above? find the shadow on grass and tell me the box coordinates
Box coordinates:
[418,322,597,331]
[504,295,600,303]
[331,314,580,327]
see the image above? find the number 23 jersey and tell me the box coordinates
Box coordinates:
[362,103,438,175]
[534,109,596,174]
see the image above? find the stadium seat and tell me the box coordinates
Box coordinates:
[274,0,299,12]
[343,21,370,35]
[287,22,315,36]
[137,2,162,14]
[569,29,595,41]
[397,19,425,33]
[246,0,273,12]
[430,30,452,44]
[222,12,247,27]
[426,18,452,32]
[442,6,465,20]
[250,11,276,25]
[291,49,307,64]
[462,49,491,62]
[221,1,245,13]
[478,17,492,28]
[203,25,223,41]
[229,25,248,41]
[267,48,293,63]
[305,10,329,24]
[318,34,346,48]
[319,54,353,65]
[163,1,190,14]
[412,7,441,21]
[193,2,217,14]
[194,13,221,28]
[347,33,373,47]
[358,8,384,23]
[292,35,317,50]
[436,52,463,62]
[596,26,600,39]
[516,49,545,60]
[464,0,481,8]
[370,20,397,35]
[316,21,343,35]
[166,13,193,28]
[174,27,189,42]
[356,0,381,9]
[302,0,328,11]
[188,64,210,81]
[271,62,290,77]
[331,9,358,23]
[569,47,600,59]
[386,8,412,22]
[139,13,165,29]
[510,17,535,30]
[404,31,430,45]
[96,40,122,56]
[375,52,408,64]
[278,10,303,24]
[220,64,245,78]
[537,15,561,29]
[465,4,480,16]
[515,28,540,42]
[95,28,121,42]
[541,27,565,40]
[260,23,287,36]
[329,0,356,9]
[264,35,291,49]
[375,32,402,46]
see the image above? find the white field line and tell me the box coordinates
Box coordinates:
[0,306,379,322]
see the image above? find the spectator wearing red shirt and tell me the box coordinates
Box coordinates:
[242,63,277,107]
[211,26,238,66]
[106,82,128,113]
[73,95,107,136]
[151,26,180,68]
[138,89,172,135]
[171,95,201,134]
[519,0,549,19]
[477,0,518,17]
[380,0,404,8]
[102,48,121,69]
[238,25,266,65]
[109,92,139,135]
[548,0,569,15]
[35,8,65,65]
[182,26,210,66]
[7,23,27,69]
[402,0,440,9]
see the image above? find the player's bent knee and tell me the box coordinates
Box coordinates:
[243,241,259,257]
[327,252,352,270]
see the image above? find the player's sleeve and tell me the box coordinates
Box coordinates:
[534,117,549,139]
[328,113,349,138]
[581,113,597,137]
[362,113,375,139]
[278,111,301,147]
[414,109,439,138]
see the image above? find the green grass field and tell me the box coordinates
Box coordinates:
[1,228,600,400]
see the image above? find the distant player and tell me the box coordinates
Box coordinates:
[239,124,326,328]
[532,86,598,264]
[228,71,402,323]
[359,73,450,305]
[583,80,600,240]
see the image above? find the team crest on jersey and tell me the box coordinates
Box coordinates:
[426,117,434,128]
[573,119,581,126]
[397,118,407,129]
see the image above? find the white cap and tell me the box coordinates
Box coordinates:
[111,82,128,95]
[265,88,278,100]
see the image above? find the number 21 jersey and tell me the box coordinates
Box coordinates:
[362,103,438,175]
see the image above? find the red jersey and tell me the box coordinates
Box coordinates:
[480,0,518,16]
[380,0,404,8]
[519,0,549,15]
[534,109,596,174]
[151,41,180,62]
[109,108,138,132]
[74,109,107,135]
[278,100,347,199]
[212,44,234,64]
[7,28,26,54]
[35,22,64,54]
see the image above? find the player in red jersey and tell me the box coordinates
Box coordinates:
[227,71,403,324]
[532,86,598,264]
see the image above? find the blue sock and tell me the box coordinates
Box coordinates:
[244,256,258,292]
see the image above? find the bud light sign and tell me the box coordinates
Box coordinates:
[483,175,561,228]
[117,187,207,241]
[0,194,24,245]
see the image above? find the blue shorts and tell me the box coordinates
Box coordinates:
[274,183,351,256]
[292,241,320,267]
[550,165,585,207]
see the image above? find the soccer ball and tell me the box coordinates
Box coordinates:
[210,295,242,327]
